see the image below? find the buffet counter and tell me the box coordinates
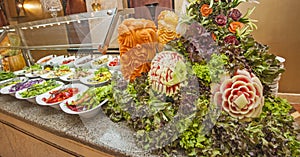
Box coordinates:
[1,93,299,157]
[0,94,154,157]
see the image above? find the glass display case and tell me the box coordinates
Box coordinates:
[0,8,120,66]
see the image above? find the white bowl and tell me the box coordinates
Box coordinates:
[59,97,108,118]
[36,83,89,110]
[59,69,93,83]
[60,56,77,68]
[79,71,110,87]
[13,69,26,76]
[47,55,65,66]
[15,81,64,104]
[107,56,120,71]
[0,76,28,87]
[36,55,54,65]
[40,68,73,80]
[276,56,285,63]
[2,78,44,96]
[0,77,28,95]
[25,71,41,78]
[40,71,58,80]
[74,56,93,69]
[1,84,17,96]
[90,55,111,69]
[0,78,14,86]
[59,72,78,83]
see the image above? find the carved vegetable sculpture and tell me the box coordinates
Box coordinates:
[118,18,157,81]
[213,69,264,119]
[149,51,187,96]
[157,10,180,46]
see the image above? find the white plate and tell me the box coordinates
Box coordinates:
[1,78,44,95]
[59,72,78,82]
[36,55,54,65]
[25,72,40,78]
[1,84,16,95]
[36,83,89,109]
[0,77,28,94]
[15,81,64,101]
[74,55,93,69]
[60,56,77,68]
[13,69,26,76]
[60,97,108,118]
[40,71,58,79]
[90,55,111,69]
[59,69,94,83]
[79,72,110,87]
[107,56,121,71]
[47,55,65,66]
[0,78,14,85]
[41,68,73,80]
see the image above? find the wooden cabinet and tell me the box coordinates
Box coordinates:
[0,113,114,157]
[0,122,73,157]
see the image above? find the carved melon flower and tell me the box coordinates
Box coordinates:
[149,51,187,96]
[213,69,264,119]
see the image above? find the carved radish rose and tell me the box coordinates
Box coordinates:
[149,51,187,96]
[213,69,264,119]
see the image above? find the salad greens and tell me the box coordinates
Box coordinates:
[103,75,300,156]
[66,84,112,112]
[20,79,61,98]
[23,64,42,72]
[53,65,71,76]
[10,79,43,93]
[0,71,16,81]
[56,65,70,71]
[94,67,109,75]
[0,78,22,89]
[99,0,298,156]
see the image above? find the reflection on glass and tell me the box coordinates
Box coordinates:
[91,0,101,12]
[39,0,63,17]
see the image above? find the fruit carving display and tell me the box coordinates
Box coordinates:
[149,51,187,96]
[157,10,180,46]
[213,69,264,119]
[118,18,157,81]
[106,0,300,156]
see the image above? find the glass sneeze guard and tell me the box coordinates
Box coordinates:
[0,8,118,52]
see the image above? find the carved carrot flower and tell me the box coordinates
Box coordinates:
[200,4,213,17]
[229,21,244,33]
